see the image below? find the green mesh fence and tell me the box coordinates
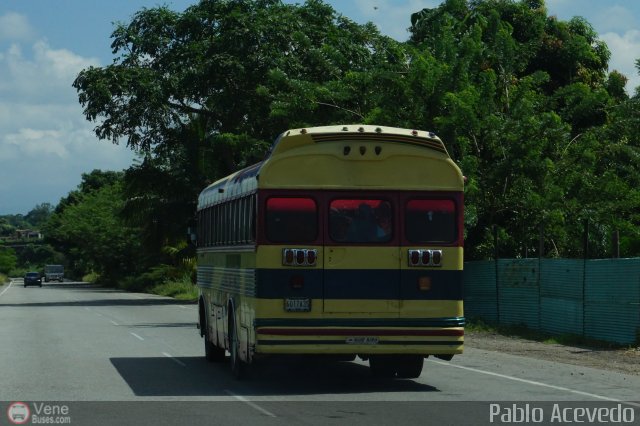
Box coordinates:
[463,258,640,344]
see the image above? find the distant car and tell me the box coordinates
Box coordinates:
[24,272,42,287]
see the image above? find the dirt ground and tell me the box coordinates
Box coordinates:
[465,329,640,376]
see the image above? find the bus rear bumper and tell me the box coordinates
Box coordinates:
[255,326,464,356]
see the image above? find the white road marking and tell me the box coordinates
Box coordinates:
[110,320,119,326]
[0,280,13,297]
[130,332,144,341]
[84,307,91,311]
[162,352,186,367]
[429,360,640,407]
[225,390,277,417]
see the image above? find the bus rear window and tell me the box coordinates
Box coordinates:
[405,199,456,244]
[329,199,392,243]
[266,197,317,243]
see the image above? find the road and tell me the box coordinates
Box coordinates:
[1,278,639,425]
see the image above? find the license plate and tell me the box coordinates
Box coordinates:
[284,298,311,312]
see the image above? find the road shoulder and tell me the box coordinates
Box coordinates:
[466,329,640,375]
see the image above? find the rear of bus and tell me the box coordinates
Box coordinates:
[253,125,464,378]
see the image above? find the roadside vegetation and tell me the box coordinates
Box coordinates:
[2,0,639,301]
[149,276,199,301]
[466,319,628,349]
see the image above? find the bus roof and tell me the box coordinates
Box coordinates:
[198,125,462,210]
[271,125,448,156]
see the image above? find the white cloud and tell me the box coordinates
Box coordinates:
[0,40,98,102]
[0,36,134,214]
[600,30,640,94]
[0,12,35,42]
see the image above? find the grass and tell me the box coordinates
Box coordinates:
[0,273,7,284]
[82,272,100,283]
[149,275,199,301]
[466,318,628,349]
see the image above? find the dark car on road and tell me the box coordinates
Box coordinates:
[24,272,42,287]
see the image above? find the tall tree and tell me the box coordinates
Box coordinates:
[73,0,396,268]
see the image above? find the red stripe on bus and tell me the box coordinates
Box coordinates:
[256,328,464,337]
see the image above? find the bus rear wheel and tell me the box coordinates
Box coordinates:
[204,329,225,362]
[229,314,245,379]
[396,355,424,379]
[369,356,397,378]
[369,355,424,379]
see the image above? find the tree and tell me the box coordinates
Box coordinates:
[70,0,640,262]
[45,180,142,283]
[0,248,17,274]
[25,203,54,228]
[73,0,397,269]
[73,0,394,153]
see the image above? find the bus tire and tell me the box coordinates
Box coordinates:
[201,301,225,362]
[369,356,397,378]
[396,355,423,379]
[204,328,225,362]
[229,313,245,379]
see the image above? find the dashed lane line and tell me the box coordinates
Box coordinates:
[162,352,186,367]
[225,390,277,418]
[429,359,640,408]
[0,280,13,298]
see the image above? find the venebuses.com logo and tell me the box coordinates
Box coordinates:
[6,401,72,424]
[7,401,30,424]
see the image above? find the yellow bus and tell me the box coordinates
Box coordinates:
[196,124,464,378]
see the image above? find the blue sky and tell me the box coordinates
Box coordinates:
[1,0,639,215]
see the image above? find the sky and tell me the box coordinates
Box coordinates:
[1,1,639,215]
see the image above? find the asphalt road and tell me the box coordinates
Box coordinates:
[1,278,639,425]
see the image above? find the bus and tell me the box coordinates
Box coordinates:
[196,124,464,379]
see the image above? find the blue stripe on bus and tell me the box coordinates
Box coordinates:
[254,268,462,300]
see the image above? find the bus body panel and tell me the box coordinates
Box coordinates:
[196,125,464,368]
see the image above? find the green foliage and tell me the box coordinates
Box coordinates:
[17,244,62,270]
[0,247,17,274]
[82,271,100,283]
[8,266,29,278]
[44,176,142,284]
[65,0,640,269]
[149,274,199,301]
[25,203,54,228]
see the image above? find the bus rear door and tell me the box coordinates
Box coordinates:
[323,197,400,314]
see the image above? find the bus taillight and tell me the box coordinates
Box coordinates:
[306,250,316,265]
[408,249,443,267]
[409,250,420,266]
[284,249,294,265]
[282,248,317,266]
[432,250,442,266]
[421,250,431,265]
